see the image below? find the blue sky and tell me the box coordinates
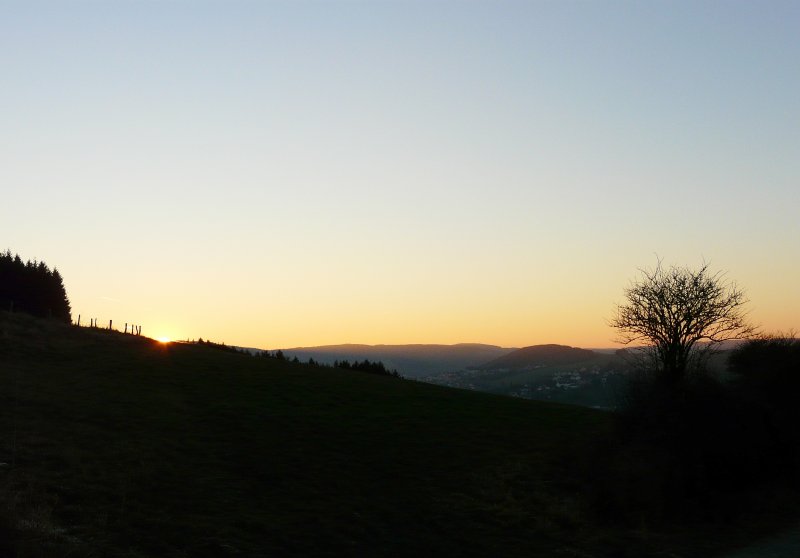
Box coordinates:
[3,1,798,347]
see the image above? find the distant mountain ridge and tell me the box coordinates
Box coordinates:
[475,344,598,371]
[277,343,516,378]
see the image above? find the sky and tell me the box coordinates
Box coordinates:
[2,1,798,349]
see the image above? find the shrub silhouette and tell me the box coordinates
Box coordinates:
[590,357,781,526]
[598,385,730,521]
[729,335,800,472]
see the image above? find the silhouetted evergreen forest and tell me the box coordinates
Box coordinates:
[0,250,71,323]
[333,358,401,377]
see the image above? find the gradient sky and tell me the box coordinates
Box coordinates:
[3,1,798,348]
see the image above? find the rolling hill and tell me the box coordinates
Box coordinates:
[0,312,776,557]
[0,312,609,557]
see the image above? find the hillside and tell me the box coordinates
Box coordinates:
[279,343,516,378]
[0,313,603,557]
[0,313,774,557]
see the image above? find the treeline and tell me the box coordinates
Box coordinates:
[192,339,400,378]
[0,250,71,323]
[263,350,400,377]
[333,359,401,377]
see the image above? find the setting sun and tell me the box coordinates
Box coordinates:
[157,337,171,344]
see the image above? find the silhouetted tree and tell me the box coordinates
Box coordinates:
[611,261,755,386]
[0,250,71,322]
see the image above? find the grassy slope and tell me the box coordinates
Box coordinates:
[0,313,769,557]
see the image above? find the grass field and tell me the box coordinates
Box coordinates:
[0,313,785,557]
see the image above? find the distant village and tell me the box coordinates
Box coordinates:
[422,363,626,410]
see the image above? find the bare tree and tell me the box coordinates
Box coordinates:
[611,261,757,385]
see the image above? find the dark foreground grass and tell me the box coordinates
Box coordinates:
[0,313,785,557]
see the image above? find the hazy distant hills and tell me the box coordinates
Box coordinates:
[475,344,599,371]
[277,343,629,408]
[279,343,516,378]
[277,342,614,385]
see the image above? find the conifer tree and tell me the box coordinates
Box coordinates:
[0,250,72,323]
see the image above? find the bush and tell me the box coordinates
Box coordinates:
[729,336,800,472]
[589,368,778,526]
